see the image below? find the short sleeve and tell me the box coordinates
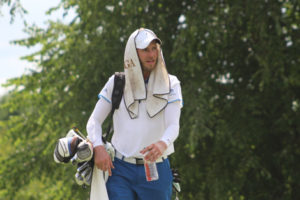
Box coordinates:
[98,75,115,103]
[168,75,183,108]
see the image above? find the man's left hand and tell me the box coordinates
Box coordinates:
[140,141,167,162]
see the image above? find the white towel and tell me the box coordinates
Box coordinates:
[90,166,109,200]
[123,29,170,118]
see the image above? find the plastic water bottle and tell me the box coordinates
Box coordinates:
[144,159,159,181]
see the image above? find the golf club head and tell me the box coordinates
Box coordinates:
[66,129,84,140]
[75,172,84,185]
[76,141,93,162]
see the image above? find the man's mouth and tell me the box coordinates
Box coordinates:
[147,60,155,64]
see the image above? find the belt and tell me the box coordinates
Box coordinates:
[115,150,167,165]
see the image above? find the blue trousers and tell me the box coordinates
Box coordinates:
[106,157,173,200]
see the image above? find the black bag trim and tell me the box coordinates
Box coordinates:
[102,72,125,143]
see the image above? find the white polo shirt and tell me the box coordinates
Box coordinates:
[87,74,183,158]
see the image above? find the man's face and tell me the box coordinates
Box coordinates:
[136,41,158,73]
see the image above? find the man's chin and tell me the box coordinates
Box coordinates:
[147,67,156,72]
[142,65,156,72]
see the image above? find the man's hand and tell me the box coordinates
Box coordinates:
[140,141,168,162]
[94,145,114,176]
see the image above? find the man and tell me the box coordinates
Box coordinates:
[87,28,183,200]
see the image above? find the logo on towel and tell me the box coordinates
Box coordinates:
[124,59,136,69]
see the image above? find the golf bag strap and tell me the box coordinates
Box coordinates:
[102,72,125,143]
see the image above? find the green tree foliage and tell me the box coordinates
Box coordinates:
[0,0,27,23]
[0,0,299,199]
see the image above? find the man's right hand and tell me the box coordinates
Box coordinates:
[94,145,114,176]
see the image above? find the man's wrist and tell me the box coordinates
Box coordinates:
[94,145,106,152]
[93,139,104,148]
[158,140,168,153]
[159,139,170,147]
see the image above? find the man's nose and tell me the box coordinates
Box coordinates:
[148,49,156,58]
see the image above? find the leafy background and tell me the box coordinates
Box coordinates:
[0,0,299,199]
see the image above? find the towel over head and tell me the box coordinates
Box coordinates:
[123,28,170,118]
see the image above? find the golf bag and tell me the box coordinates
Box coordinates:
[53,72,125,188]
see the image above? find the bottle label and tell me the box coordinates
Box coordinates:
[144,161,159,181]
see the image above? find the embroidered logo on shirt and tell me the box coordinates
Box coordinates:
[169,88,176,96]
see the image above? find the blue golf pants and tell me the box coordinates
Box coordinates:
[106,157,173,200]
